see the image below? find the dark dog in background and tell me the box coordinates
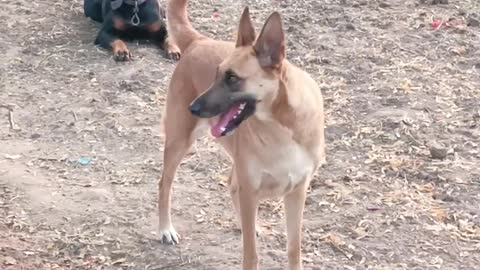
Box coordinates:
[84,0,180,61]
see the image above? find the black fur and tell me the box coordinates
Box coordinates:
[84,0,169,61]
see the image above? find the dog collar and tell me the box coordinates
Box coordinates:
[110,0,147,26]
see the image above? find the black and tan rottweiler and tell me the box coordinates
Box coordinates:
[84,0,180,61]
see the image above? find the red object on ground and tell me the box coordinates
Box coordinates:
[432,18,467,30]
[212,12,220,19]
[432,20,443,29]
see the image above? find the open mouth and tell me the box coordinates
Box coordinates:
[211,100,256,138]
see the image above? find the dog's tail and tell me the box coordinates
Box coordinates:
[167,0,204,52]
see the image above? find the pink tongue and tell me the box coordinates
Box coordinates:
[211,103,241,138]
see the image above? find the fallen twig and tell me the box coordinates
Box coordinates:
[71,111,78,122]
[8,110,15,130]
[0,104,16,130]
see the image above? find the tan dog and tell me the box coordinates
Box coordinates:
[158,1,325,269]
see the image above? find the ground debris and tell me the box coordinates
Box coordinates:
[429,142,448,160]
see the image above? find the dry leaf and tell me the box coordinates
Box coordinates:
[431,207,449,223]
[400,79,412,94]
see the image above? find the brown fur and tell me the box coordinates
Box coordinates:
[146,20,163,33]
[112,17,127,31]
[158,1,325,269]
[111,39,131,61]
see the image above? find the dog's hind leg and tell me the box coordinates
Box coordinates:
[158,79,199,245]
[84,0,103,23]
[284,181,309,270]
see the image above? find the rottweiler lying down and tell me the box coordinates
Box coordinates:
[84,0,180,61]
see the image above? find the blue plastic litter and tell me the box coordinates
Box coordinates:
[78,157,93,165]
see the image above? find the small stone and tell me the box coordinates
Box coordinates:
[433,192,455,202]
[306,56,322,65]
[467,17,479,27]
[30,133,41,139]
[417,171,438,181]
[379,2,391,8]
[321,58,331,64]
[431,0,448,4]
[417,171,430,179]
[430,142,448,160]
[3,256,17,265]
[345,23,356,31]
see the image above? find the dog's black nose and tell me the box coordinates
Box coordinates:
[189,102,203,116]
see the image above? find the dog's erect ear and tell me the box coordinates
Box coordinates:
[254,12,285,69]
[110,0,123,10]
[236,7,256,48]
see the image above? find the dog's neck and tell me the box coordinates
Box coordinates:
[270,62,324,151]
[270,62,297,128]
[234,60,325,164]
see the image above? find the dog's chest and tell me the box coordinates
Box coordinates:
[248,140,315,198]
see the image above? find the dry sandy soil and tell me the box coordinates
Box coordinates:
[1,0,480,269]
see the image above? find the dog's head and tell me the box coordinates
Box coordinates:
[110,0,164,26]
[189,7,286,138]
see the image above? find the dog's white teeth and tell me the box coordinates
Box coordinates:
[237,102,246,115]
[221,127,226,132]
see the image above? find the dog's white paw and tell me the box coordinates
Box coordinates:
[158,226,180,245]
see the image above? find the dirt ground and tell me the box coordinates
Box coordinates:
[1,0,479,269]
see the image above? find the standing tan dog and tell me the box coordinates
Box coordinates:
[158,1,325,269]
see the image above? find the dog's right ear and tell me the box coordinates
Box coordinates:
[236,7,256,47]
[253,12,285,69]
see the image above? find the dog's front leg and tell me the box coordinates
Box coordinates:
[237,179,259,270]
[158,129,195,244]
[284,181,309,270]
[95,26,132,61]
[229,168,262,236]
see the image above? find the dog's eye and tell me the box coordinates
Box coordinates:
[225,70,239,84]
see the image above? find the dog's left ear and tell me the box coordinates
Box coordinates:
[236,7,256,47]
[110,0,123,10]
[254,12,285,69]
